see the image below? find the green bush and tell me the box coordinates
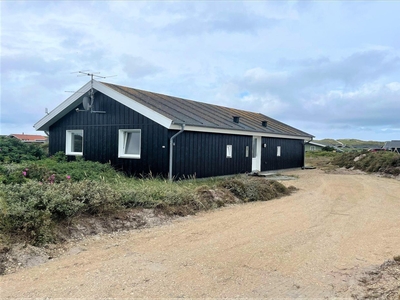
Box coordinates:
[0,164,28,184]
[120,178,195,209]
[332,151,400,175]
[0,180,122,245]
[119,177,255,216]
[306,151,339,158]
[0,155,123,185]
[0,136,45,163]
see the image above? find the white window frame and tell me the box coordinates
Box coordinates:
[226,145,232,158]
[277,146,281,157]
[66,130,83,156]
[118,129,141,159]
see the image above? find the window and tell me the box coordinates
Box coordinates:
[66,130,83,155]
[252,138,257,158]
[245,146,249,157]
[277,146,281,157]
[226,145,232,158]
[310,146,316,151]
[118,129,141,159]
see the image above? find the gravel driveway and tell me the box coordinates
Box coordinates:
[1,169,399,298]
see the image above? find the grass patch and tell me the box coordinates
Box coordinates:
[0,149,297,246]
[0,173,295,246]
[332,151,400,175]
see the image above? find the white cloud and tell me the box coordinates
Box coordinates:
[1,0,400,141]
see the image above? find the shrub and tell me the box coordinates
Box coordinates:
[0,136,45,163]
[0,164,28,184]
[218,177,292,202]
[218,178,247,199]
[0,180,122,245]
[332,151,400,175]
[0,156,123,185]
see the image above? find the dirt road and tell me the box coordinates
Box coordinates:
[1,169,400,298]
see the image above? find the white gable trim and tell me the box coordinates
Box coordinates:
[34,81,92,131]
[34,80,173,131]
[34,80,312,140]
[169,124,311,140]
[93,81,173,128]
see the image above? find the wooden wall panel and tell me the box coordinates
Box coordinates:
[260,137,304,171]
[49,91,304,179]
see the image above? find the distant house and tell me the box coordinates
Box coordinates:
[9,133,47,143]
[383,140,400,153]
[34,80,313,179]
[304,141,326,152]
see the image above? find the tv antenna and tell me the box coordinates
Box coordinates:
[72,71,116,114]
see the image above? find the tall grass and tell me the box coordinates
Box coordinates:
[332,151,400,175]
[0,148,296,246]
[0,172,295,245]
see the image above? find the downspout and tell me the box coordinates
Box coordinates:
[303,137,313,169]
[169,123,185,181]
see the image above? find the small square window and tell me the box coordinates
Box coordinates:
[277,146,281,157]
[66,130,83,156]
[118,129,141,159]
[226,145,232,158]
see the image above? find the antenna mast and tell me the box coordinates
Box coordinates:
[73,71,115,114]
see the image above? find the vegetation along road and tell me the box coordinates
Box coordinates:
[1,168,400,298]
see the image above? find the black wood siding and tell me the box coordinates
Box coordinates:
[48,91,303,178]
[49,92,170,176]
[260,137,304,171]
[171,131,252,178]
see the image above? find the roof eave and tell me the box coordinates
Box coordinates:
[170,124,313,140]
[34,81,174,131]
[34,81,92,131]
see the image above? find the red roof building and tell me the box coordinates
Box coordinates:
[9,133,48,143]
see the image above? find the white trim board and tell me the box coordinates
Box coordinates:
[34,80,311,141]
[169,124,311,140]
[34,80,173,131]
[34,81,92,131]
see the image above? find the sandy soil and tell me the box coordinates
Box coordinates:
[1,169,400,298]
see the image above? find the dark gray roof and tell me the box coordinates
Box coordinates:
[102,82,313,138]
[383,140,400,149]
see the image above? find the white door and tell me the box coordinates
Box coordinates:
[252,136,262,172]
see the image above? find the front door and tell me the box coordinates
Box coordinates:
[252,136,262,172]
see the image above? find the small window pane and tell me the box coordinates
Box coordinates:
[226,145,232,158]
[245,146,249,157]
[277,146,281,157]
[66,130,83,155]
[252,138,257,158]
[72,132,83,153]
[125,131,140,155]
[118,129,141,159]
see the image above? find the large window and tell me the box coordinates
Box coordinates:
[66,130,83,156]
[118,129,141,159]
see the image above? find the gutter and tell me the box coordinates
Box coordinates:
[169,123,185,181]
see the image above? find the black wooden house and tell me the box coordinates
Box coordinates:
[34,80,313,179]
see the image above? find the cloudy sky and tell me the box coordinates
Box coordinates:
[1,1,400,141]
